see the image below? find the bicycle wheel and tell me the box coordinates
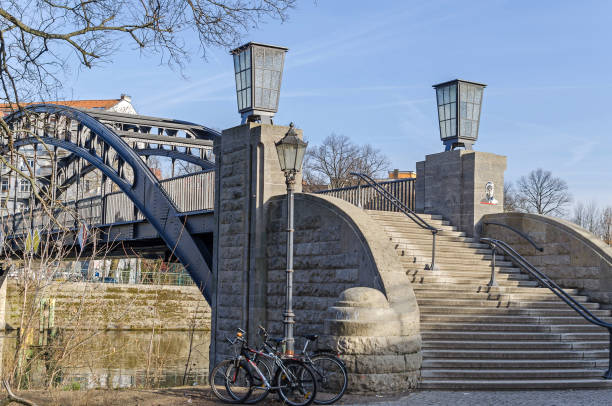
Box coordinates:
[210,359,252,403]
[276,359,317,406]
[246,357,273,404]
[310,354,347,405]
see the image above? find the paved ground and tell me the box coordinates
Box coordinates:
[14,387,612,405]
[345,390,612,406]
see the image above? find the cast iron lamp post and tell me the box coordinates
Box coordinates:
[230,42,288,124]
[275,123,307,355]
[433,79,486,151]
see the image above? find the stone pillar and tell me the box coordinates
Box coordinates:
[415,150,506,237]
[211,123,302,365]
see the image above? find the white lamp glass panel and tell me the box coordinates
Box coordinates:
[239,52,245,71]
[254,47,264,67]
[270,91,278,109]
[241,71,247,89]
[473,103,480,119]
[443,86,449,104]
[272,51,283,70]
[438,106,445,121]
[255,87,262,106]
[262,89,271,109]
[263,70,272,89]
[255,68,263,86]
[450,119,457,136]
[235,73,241,91]
[450,102,456,119]
[245,69,251,88]
[444,104,450,119]
[437,88,444,106]
[295,145,306,171]
[440,121,447,139]
[233,54,240,73]
[244,48,251,70]
[467,86,475,103]
[445,121,451,138]
[466,103,474,120]
[265,50,274,69]
[276,144,287,171]
[472,123,478,138]
[246,90,252,109]
[270,71,281,90]
[460,83,467,102]
[474,87,482,104]
[460,102,467,119]
[450,84,457,103]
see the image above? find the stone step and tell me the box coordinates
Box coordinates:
[422,358,609,369]
[416,298,600,309]
[419,378,612,390]
[401,256,512,266]
[411,284,581,295]
[422,340,609,350]
[421,322,604,333]
[422,349,608,360]
[379,223,457,233]
[391,241,491,251]
[418,306,612,318]
[408,269,527,278]
[420,314,603,325]
[386,230,467,238]
[421,368,606,379]
[366,211,445,222]
[410,278,539,288]
[415,292,590,305]
[421,331,610,341]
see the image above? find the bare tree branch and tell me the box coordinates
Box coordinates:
[515,168,572,217]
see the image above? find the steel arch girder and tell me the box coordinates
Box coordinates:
[135,148,214,169]
[5,105,214,303]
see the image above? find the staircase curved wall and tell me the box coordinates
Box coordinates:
[265,193,422,393]
[483,212,612,306]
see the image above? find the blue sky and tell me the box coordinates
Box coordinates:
[67,0,612,207]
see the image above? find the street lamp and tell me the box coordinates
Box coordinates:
[231,42,288,124]
[433,79,487,151]
[275,122,307,355]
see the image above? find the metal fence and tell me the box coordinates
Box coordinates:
[0,170,216,231]
[316,178,416,212]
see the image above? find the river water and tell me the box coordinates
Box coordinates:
[2,330,211,390]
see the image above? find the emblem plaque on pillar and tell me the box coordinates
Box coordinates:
[480,181,499,205]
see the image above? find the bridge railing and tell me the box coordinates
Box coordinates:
[315,178,415,212]
[0,170,215,232]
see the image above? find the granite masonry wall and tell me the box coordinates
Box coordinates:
[483,212,612,307]
[265,193,421,393]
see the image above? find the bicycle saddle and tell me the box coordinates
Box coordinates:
[303,334,319,342]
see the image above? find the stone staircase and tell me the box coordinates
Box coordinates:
[367,210,612,390]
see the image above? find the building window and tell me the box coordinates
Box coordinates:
[1,179,8,192]
[19,179,31,193]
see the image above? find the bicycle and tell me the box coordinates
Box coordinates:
[224,327,317,405]
[209,329,253,403]
[256,327,347,405]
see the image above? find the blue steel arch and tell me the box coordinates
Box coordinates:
[4,105,214,303]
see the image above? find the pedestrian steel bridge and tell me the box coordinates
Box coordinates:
[0,105,218,303]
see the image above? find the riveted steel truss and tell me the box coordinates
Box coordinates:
[2,105,217,303]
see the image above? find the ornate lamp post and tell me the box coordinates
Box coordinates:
[275,123,307,355]
[433,79,487,151]
[230,42,288,124]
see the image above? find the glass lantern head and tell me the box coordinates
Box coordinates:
[231,42,288,123]
[433,79,486,151]
[275,123,308,173]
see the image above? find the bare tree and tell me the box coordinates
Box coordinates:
[515,168,572,217]
[0,0,295,108]
[601,206,612,245]
[573,201,600,234]
[503,181,519,212]
[303,133,391,190]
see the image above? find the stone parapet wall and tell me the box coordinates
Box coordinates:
[4,280,210,330]
[482,212,612,306]
[265,193,421,393]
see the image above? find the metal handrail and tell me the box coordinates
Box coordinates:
[349,172,440,270]
[480,237,612,379]
[484,221,544,252]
